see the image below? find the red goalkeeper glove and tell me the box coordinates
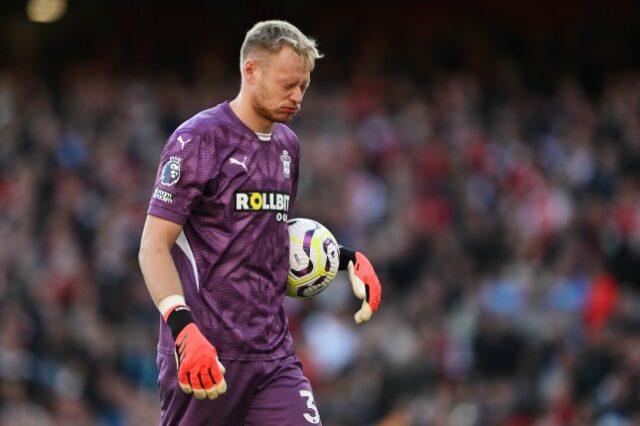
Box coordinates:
[340,248,382,324]
[164,305,227,400]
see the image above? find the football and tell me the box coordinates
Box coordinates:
[287,218,340,298]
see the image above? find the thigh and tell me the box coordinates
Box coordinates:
[244,356,322,426]
[156,352,256,426]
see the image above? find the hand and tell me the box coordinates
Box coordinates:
[174,323,228,400]
[347,252,382,324]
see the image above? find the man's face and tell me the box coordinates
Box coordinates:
[246,45,312,124]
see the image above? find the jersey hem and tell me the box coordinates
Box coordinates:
[157,345,295,361]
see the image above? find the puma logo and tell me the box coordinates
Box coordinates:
[177,135,192,150]
[229,156,248,172]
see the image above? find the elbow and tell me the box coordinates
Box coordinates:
[138,237,156,269]
[138,235,171,269]
[139,216,179,269]
[138,239,149,269]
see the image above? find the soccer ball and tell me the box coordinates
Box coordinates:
[287,218,340,298]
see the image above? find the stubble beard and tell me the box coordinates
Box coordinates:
[251,91,295,125]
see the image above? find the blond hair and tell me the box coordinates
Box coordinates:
[240,20,323,71]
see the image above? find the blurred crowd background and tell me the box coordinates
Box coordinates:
[1,1,640,425]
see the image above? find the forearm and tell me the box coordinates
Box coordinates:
[139,243,184,309]
[139,237,227,400]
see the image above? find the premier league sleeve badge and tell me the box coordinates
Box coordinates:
[161,156,181,186]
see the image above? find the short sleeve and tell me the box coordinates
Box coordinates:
[147,129,215,225]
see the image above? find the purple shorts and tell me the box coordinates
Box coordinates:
[156,351,322,426]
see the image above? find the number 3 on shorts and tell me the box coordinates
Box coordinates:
[299,390,320,424]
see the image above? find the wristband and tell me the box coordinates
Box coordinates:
[158,295,186,317]
[165,305,194,341]
[339,246,356,270]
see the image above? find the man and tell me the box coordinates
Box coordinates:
[139,20,382,426]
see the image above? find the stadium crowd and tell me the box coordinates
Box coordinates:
[1,21,640,426]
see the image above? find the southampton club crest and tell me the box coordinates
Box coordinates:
[161,156,181,186]
[281,150,291,178]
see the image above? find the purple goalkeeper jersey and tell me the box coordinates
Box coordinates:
[147,101,299,360]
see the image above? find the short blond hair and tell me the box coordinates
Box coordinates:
[240,20,323,71]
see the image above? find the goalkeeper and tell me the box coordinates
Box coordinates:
[139,20,382,426]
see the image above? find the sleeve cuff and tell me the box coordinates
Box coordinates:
[147,203,188,225]
[339,246,356,270]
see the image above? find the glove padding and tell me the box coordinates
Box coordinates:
[347,252,382,324]
[175,323,227,400]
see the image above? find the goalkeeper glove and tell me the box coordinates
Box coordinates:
[164,305,227,400]
[339,247,382,324]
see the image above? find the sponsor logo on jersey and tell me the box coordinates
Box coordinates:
[281,150,291,178]
[234,191,290,222]
[153,187,174,204]
[161,156,181,186]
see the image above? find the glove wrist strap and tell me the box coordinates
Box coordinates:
[165,305,194,341]
[338,246,356,270]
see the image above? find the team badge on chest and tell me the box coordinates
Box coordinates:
[281,150,291,178]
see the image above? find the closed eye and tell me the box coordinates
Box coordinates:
[282,82,309,91]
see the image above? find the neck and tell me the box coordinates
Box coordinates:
[229,93,273,134]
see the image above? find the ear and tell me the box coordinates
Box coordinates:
[243,58,260,85]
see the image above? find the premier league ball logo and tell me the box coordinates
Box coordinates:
[161,156,181,186]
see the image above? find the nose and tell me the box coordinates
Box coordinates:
[290,86,303,104]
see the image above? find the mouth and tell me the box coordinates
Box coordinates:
[280,106,299,114]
